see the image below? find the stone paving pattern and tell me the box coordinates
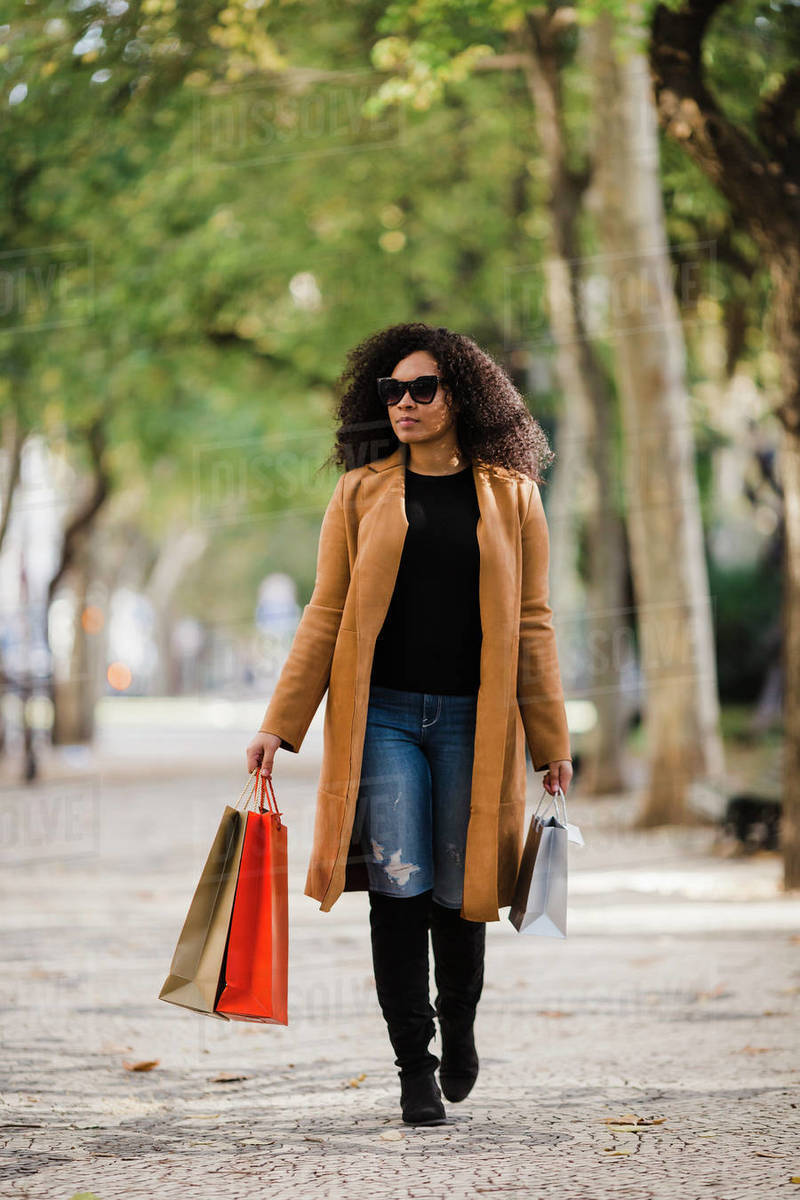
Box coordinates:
[1,725,798,1200]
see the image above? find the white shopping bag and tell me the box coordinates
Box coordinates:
[508,786,583,937]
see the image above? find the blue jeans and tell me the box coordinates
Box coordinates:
[353,683,479,909]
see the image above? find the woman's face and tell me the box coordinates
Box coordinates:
[385,350,455,446]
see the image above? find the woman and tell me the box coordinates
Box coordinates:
[246,322,573,1127]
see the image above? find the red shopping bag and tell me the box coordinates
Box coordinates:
[215,773,288,1025]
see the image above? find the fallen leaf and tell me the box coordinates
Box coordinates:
[122,1059,159,1072]
[602,1116,665,1126]
[734,1046,773,1055]
[605,1124,657,1133]
[537,1010,571,1018]
[211,1073,249,1084]
[694,983,731,1001]
[753,1151,786,1158]
[790,1176,800,1184]
[603,1148,631,1155]
[347,1072,367,1087]
[380,1129,404,1141]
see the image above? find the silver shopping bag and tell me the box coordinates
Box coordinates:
[508,786,583,937]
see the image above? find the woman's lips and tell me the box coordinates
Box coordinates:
[398,419,417,426]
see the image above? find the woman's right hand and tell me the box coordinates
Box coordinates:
[246,731,282,779]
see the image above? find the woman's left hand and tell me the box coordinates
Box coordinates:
[543,760,573,796]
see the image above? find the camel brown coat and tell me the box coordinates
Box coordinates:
[259,441,571,922]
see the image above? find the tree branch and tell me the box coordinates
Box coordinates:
[649,0,800,256]
[473,52,532,72]
[756,66,800,175]
[0,409,25,557]
[47,418,110,607]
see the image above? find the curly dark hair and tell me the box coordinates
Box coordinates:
[321,322,554,484]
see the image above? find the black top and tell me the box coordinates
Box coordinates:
[370,465,482,694]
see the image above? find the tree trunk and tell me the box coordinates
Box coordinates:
[775,256,800,888]
[590,12,725,825]
[146,527,208,695]
[0,410,25,761]
[780,421,800,885]
[47,419,110,744]
[649,0,800,877]
[520,11,629,793]
[0,408,24,556]
[51,534,104,744]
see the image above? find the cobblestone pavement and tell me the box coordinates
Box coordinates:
[1,715,799,1200]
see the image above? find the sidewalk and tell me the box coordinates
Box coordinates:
[1,712,798,1200]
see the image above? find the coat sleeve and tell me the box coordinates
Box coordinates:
[517,480,572,772]
[258,472,350,753]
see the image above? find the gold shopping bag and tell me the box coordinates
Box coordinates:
[158,772,259,1018]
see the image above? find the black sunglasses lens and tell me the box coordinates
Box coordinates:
[379,379,404,404]
[409,377,438,403]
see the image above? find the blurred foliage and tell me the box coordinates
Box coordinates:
[709,559,781,703]
[0,0,790,670]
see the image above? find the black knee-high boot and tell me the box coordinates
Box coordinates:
[429,900,486,1102]
[368,888,447,1126]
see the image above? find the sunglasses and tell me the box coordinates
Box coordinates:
[376,375,441,406]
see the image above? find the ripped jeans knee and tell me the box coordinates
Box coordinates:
[370,838,422,889]
[355,684,478,903]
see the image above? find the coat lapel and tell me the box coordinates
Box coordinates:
[360,440,514,633]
